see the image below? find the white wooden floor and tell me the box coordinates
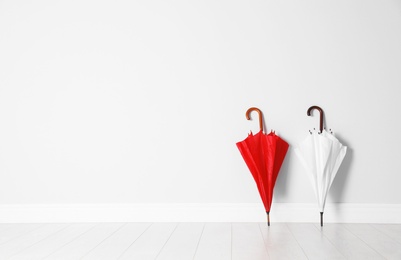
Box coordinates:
[0,223,400,260]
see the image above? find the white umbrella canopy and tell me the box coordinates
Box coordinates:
[294,106,347,226]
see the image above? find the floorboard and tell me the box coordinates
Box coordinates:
[0,224,43,245]
[315,223,385,260]
[155,222,204,260]
[231,223,269,260]
[118,223,177,260]
[344,223,401,260]
[0,222,399,259]
[8,224,96,260]
[0,224,67,259]
[42,223,124,260]
[193,223,231,260]
[0,224,19,233]
[286,223,345,260]
[259,223,307,260]
[81,223,151,260]
[372,224,401,244]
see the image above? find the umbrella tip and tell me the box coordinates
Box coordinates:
[320,212,324,227]
[267,212,270,226]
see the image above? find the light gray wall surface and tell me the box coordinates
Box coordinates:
[0,0,400,205]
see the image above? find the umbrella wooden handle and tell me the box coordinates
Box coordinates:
[246,107,263,132]
[307,106,324,133]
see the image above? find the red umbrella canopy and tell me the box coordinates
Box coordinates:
[236,108,289,225]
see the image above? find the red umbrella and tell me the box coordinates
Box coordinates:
[236,107,289,226]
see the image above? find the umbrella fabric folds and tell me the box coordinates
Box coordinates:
[294,106,347,226]
[236,107,289,225]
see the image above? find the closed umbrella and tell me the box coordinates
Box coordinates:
[236,107,289,225]
[294,106,347,226]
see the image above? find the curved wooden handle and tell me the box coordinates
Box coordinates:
[246,107,263,132]
[307,106,324,133]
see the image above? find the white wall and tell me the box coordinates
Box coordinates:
[0,0,401,221]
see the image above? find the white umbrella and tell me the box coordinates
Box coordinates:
[294,106,347,226]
